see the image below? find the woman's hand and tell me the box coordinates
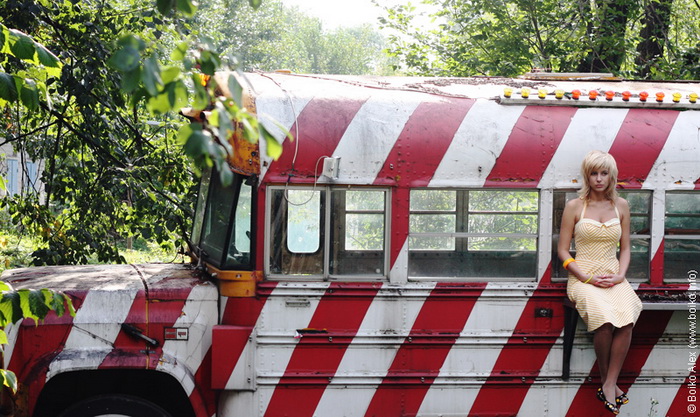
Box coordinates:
[591,274,624,287]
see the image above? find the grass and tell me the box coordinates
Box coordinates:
[0,232,185,275]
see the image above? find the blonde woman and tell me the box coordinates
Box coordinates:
[558,150,643,415]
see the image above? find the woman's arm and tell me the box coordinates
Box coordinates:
[558,199,589,282]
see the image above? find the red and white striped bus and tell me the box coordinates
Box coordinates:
[3,72,699,417]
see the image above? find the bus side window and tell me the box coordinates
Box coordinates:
[409,189,539,279]
[552,190,651,280]
[664,192,700,281]
[268,186,388,279]
[269,188,325,276]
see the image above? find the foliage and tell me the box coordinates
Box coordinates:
[378,0,700,79]
[0,280,74,392]
[0,0,290,266]
[193,0,397,75]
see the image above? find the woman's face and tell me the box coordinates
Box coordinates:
[589,168,610,192]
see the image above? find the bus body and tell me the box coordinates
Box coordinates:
[2,72,699,417]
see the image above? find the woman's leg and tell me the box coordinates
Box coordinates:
[602,324,634,402]
[594,324,614,388]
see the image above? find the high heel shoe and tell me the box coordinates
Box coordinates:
[597,388,620,415]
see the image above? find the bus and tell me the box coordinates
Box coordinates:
[2,71,699,417]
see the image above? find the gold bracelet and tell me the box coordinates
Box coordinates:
[583,275,592,284]
[563,258,575,270]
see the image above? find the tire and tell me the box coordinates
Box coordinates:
[57,394,172,417]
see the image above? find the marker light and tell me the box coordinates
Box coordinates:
[639,91,649,102]
[656,92,665,102]
[690,93,698,103]
[571,90,581,100]
[588,90,598,100]
[521,88,530,98]
[503,87,513,98]
[538,89,547,99]
[605,91,614,101]
[672,92,681,103]
[621,91,631,101]
[555,89,565,99]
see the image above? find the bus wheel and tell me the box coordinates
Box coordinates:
[57,395,172,417]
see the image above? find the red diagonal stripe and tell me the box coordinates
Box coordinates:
[364,282,487,417]
[564,310,674,416]
[468,281,565,416]
[608,109,679,188]
[389,187,410,268]
[373,97,475,187]
[264,282,381,417]
[99,291,148,369]
[485,106,576,187]
[211,288,276,389]
[264,97,368,183]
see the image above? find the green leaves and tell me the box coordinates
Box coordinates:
[0,24,62,78]
[0,287,73,325]
[156,0,198,17]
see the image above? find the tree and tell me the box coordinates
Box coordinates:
[193,0,397,75]
[0,0,282,266]
[378,0,700,79]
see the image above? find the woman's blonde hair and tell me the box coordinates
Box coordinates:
[578,150,618,201]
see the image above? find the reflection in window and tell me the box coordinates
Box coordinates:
[551,191,650,280]
[287,190,321,253]
[409,189,539,279]
[664,192,700,280]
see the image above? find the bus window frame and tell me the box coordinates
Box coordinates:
[550,189,652,282]
[663,190,700,283]
[408,188,541,282]
[193,170,255,270]
[265,185,391,281]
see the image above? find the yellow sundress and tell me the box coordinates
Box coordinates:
[567,202,643,331]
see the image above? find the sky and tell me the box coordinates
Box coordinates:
[280,0,385,28]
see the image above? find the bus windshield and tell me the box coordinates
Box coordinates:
[191,169,253,270]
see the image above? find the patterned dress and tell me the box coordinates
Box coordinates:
[567,202,643,331]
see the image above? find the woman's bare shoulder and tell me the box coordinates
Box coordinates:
[565,197,584,210]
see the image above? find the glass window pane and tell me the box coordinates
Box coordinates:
[469,214,537,234]
[191,170,211,245]
[346,213,384,250]
[346,190,384,211]
[410,190,456,211]
[410,214,455,234]
[330,189,386,276]
[409,236,455,251]
[287,190,321,253]
[469,190,538,212]
[664,192,700,280]
[269,188,324,276]
[199,172,235,266]
[225,179,253,269]
[666,193,700,214]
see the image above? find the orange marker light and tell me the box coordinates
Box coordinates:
[503,87,513,98]
[521,88,530,98]
[656,92,665,102]
[639,91,649,102]
[621,91,631,101]
[672,92,681,103]
[605,91,614,101]
[538,89,547,99]
[690,93,698,103]
[571,89,581,100]
[588,90,598,100]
